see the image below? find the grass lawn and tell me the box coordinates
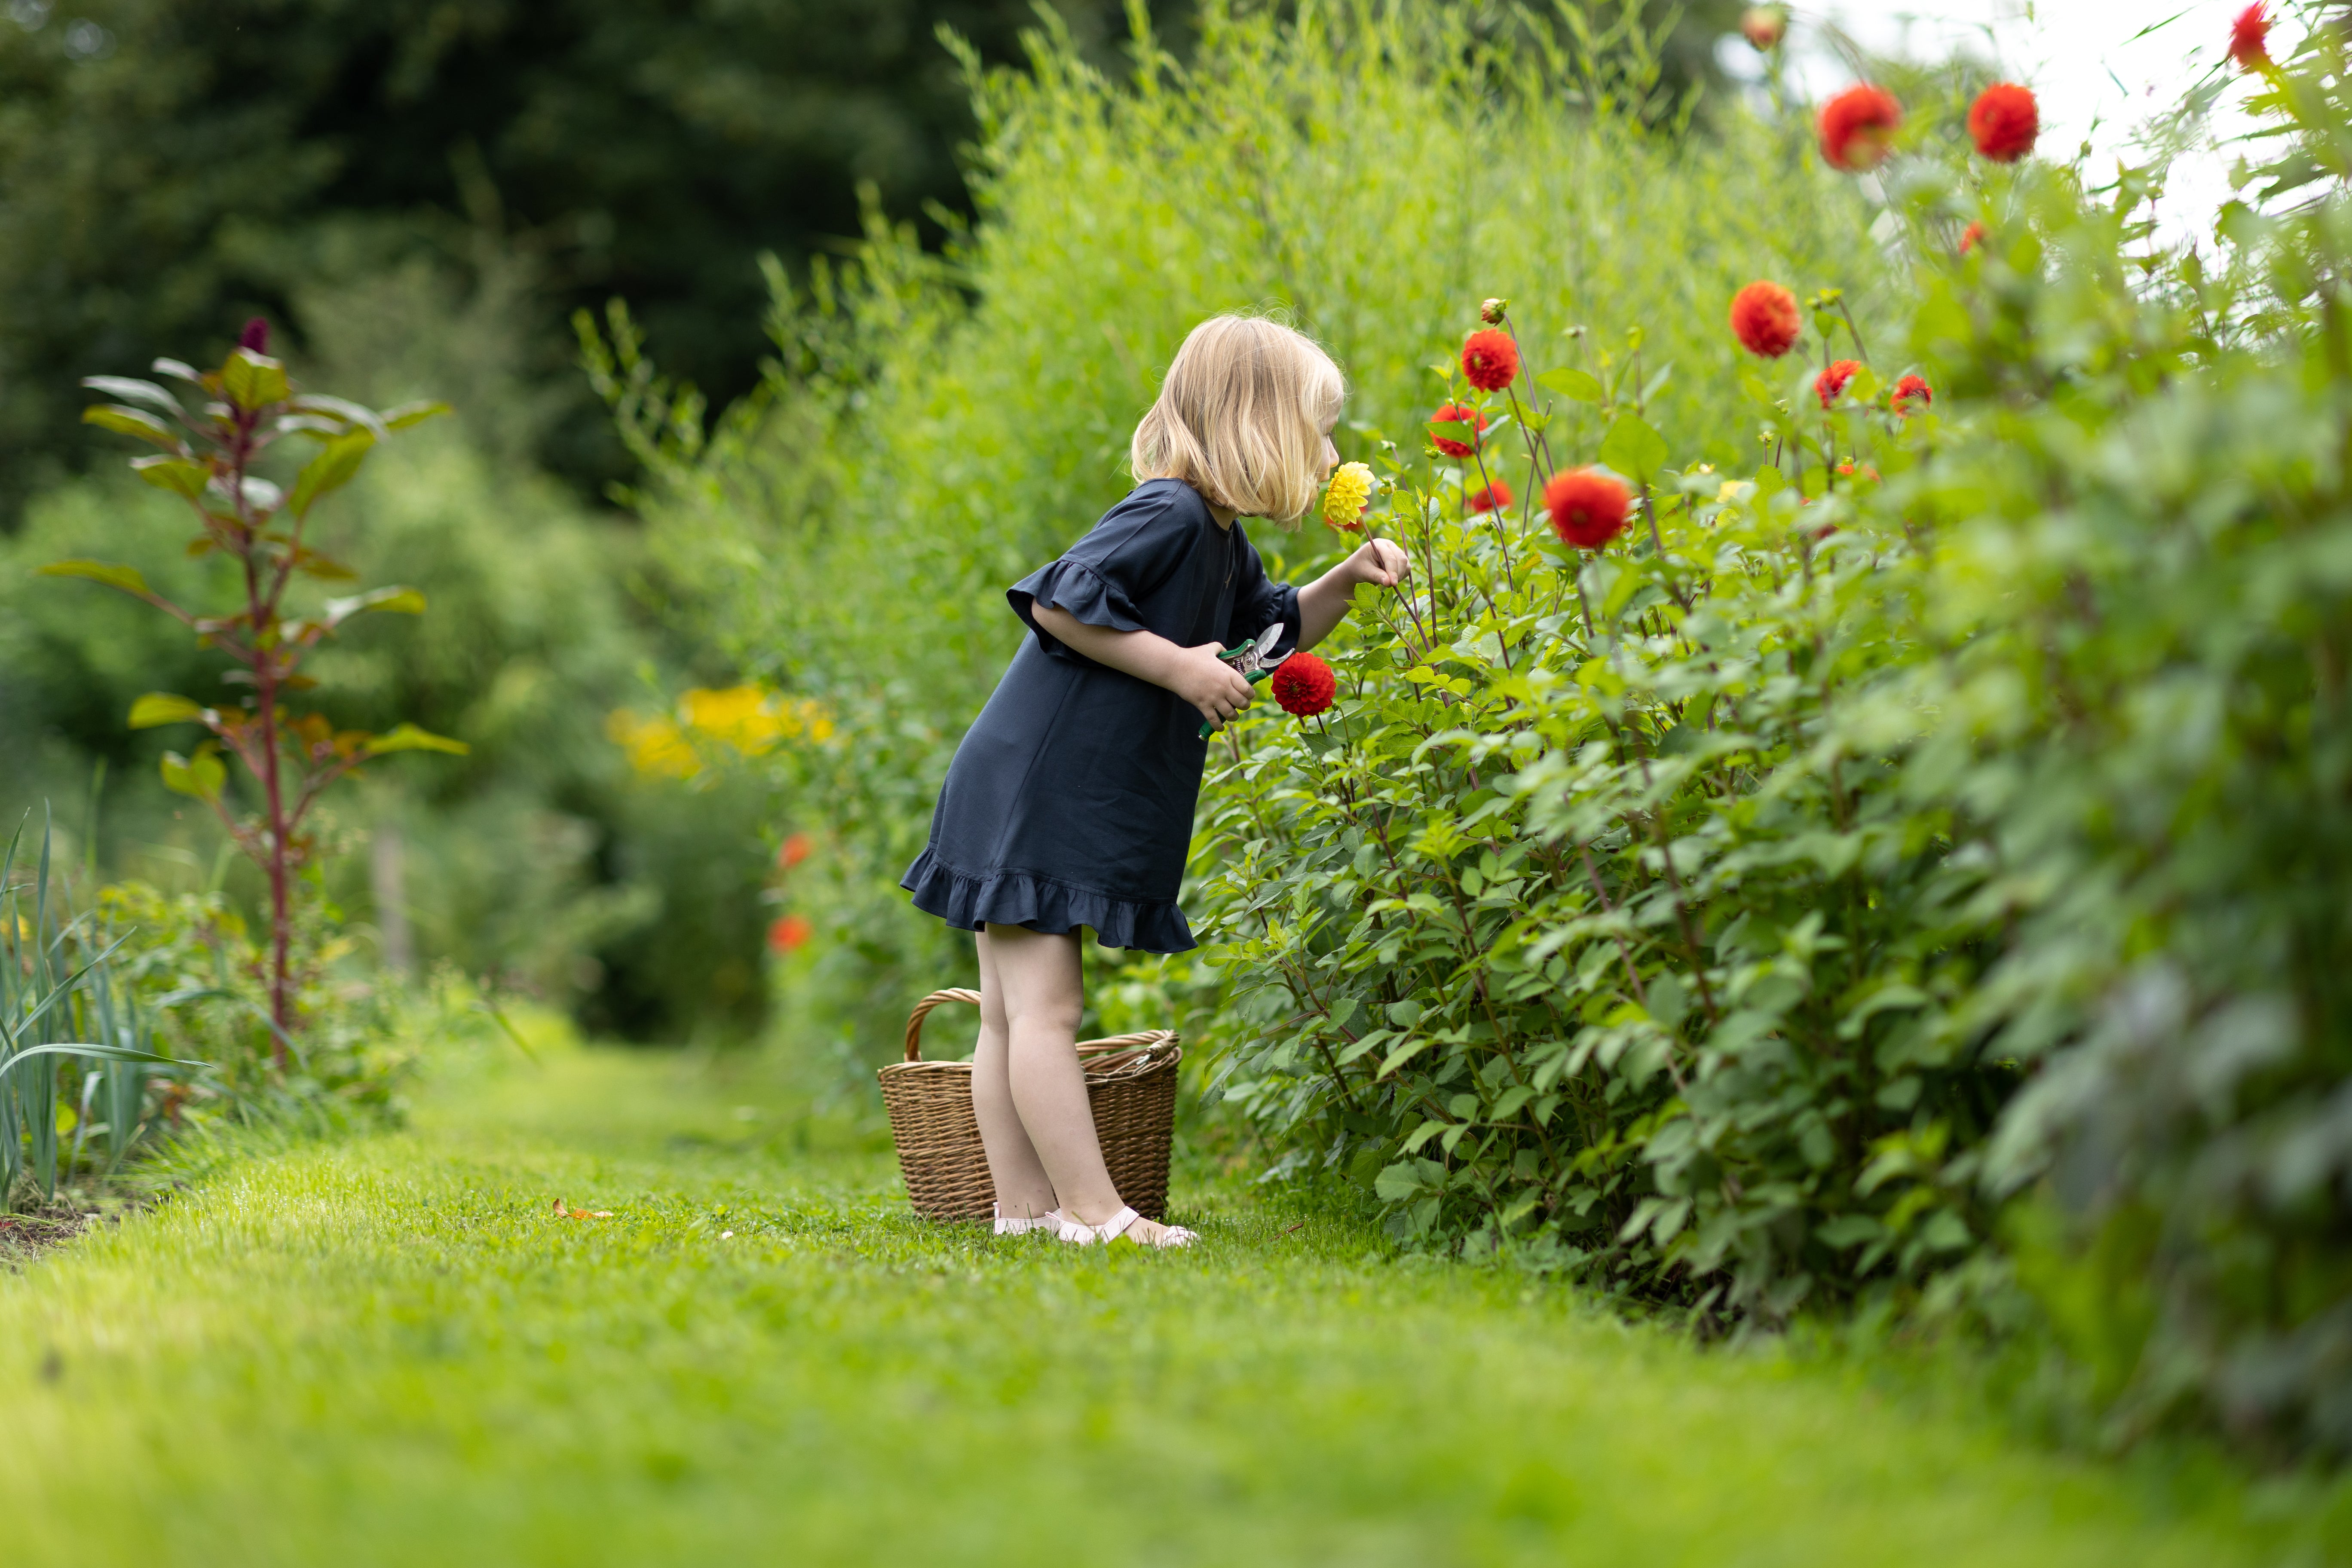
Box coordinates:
[0,1044,2338,1566]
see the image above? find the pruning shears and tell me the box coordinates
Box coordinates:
[1199,623,1291,738]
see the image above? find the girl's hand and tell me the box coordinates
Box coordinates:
[1348,538,1411,588]
[1170,641,1257,729]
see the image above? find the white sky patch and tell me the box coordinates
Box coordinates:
[1715,1,2277,245]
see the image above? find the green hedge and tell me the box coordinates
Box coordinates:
[621,0,2352,1455]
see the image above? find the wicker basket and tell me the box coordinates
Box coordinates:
[878,988,1182,1222]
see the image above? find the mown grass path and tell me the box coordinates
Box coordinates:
[0,1049,2325,1565]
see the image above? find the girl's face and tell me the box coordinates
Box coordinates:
[1318,423,1340,483]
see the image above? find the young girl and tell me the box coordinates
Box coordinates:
[900,314,1410,1248]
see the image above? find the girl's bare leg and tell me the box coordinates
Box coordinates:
[984,922,1186,1243]
[972,929,1058,1219]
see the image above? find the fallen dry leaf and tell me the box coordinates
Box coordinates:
[551,1198,614,1219]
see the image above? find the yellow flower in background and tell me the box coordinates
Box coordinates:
[606,710,699,780]
[609,686,835,781]
[1321,462,1373,532]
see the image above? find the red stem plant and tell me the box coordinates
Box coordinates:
[43,321,466,1061]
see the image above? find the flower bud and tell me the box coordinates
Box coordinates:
[1479,297,1508,325]
[1740,6,1785,50]
[238,317,270,354]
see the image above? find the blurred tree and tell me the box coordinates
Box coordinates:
[0,0,1125,518]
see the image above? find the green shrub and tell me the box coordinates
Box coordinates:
[1203,4,2352,1457]
[609,0,1891,1059]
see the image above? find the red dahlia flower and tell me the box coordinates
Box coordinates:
[1960,220,1987,255]
[1815,359,1861,408]
[1818,84,1902,172]
[1461,329,1520,392]
[2231,4,2269,70]
[1430,403,1487,458]
[1890,374,1932,415]
[768,914,813,954]
[1730,281,1801,358]
[778,832,813,870]
[1543,469,1632,550]
[1271,651,1337,718]
[1968,83,2038,162]
[1466,480,1513,514]
[1836,461,1880,483]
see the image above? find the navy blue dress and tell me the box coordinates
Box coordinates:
[900,478,1300,952]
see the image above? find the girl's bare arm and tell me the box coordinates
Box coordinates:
[1029,607,1258,727]
[1296,538,1411,649]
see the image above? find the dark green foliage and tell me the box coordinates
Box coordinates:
[0,0,1128,514]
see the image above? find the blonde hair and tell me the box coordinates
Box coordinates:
[1130,314,1345,523]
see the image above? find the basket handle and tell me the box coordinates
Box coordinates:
[903,988,982,1062]
[901,989,1178,1064]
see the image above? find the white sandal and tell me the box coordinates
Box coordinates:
[1056,1205,1196,1249]
[992,1203,1064,1236]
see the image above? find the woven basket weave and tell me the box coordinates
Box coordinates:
[878,988,1181,1223]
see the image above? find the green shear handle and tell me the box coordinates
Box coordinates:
[1200,625,1289,738]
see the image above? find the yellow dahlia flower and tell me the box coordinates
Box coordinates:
[1321,462,1373,532]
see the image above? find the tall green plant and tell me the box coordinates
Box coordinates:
[43,322,466,1056]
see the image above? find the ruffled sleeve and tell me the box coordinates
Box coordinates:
[1008,481,1203,663]
[1225,522,1302,659]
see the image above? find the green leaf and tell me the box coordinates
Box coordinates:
[1427,420,1479,448]
[1647,972,1688,1034]
[1816,1215,1881,1250]
[1599,414,1669,480]
[1753,464,1788,497]
[364,723,470,756]
[0,1042,203,1084]
[1374,1160,1435,1203]
[383,399,452,430]
[129,454,210,499]
[291,548,359,582]
[81,404,181,449]
[322,585,426,627]
[220,348,291,412]
[1537,368,1603,403]
[288,429,376,518]
[1399,1119,1447,1155]
[159,746,227,804]
[39,559,151,596]
[287,394,388,438]
[80,375,183,416]
[128,693,208,729]
[274,414,352,439]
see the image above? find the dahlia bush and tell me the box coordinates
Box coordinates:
[1185,0,2352,1456]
